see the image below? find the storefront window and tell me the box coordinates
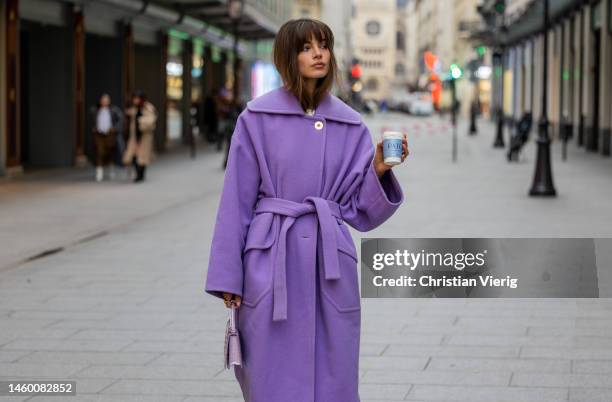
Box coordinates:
[609,0,611,34]
[251,60,281,98]
[592,1,602,31]
[192,39,204,104]
[211,45,221,63]
[167,33,185,140]
[226,51,235,94]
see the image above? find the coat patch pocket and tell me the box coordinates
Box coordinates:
[241,213,278,308]
[320,219,361,313]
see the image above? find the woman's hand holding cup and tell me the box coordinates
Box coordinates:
[374,131,409,178]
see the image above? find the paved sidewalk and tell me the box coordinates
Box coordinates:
[364,112,612,238]
[0,114,611,401]
[0,142,224,272]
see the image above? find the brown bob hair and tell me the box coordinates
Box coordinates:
[273,18,339,111]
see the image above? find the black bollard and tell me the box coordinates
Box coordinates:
[493,111,505,147]
[469,102,478,135]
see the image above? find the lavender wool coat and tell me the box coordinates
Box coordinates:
[205,86,404,402]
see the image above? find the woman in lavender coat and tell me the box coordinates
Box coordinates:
[205,18,408,402]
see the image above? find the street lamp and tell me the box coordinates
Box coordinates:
[529,0,556,196]
[449,63,462,162]
[492,49,505,147]
[492,2,506,149]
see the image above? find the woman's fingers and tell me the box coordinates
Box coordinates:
[223,292,241,308]
[401,140,410,160]
[223,292,232,307]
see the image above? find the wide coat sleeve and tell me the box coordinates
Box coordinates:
[204,113,261,300]
[339,122,404,232]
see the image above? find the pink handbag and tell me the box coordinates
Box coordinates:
[224,301,242,369]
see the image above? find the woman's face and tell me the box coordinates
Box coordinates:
[297,36,330,80]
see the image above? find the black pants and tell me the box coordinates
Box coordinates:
[132,156,146,182]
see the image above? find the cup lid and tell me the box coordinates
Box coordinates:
[383,131,404,138]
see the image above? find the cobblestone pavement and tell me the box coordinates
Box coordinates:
[1,113,611,401]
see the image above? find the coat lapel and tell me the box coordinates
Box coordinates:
[246,86,362,125]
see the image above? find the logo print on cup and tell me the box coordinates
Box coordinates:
[382,131,404,165]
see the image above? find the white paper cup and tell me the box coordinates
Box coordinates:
[382,131,404,165]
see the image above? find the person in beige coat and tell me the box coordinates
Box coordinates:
[123,90,157,182]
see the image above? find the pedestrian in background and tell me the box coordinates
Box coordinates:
[222,96,245,169]
[123,90,157,183]
[90,93,123,182]
[203,88,219,144]
[216,87,232,152]
[205,18,408,402]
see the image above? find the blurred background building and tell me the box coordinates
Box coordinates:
[349,0,484,114]
[2,0,611,178]
[0,0,291,176]
[475,0,612,157]
[351,0,397,102]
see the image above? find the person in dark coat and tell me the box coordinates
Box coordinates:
[203,88,220,143]
[90,94,123,182]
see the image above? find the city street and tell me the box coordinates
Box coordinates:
[1,112,612,401]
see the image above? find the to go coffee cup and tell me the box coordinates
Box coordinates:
[382,131,404,165]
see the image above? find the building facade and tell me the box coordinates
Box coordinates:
[320,0,354,98]
[351,0,397,101]
[403,0,480,112]
[394,1,411,91]
[0,0,290,177]
[484,0,612,156]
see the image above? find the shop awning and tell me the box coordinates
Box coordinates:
[472,0,583,47]
[154,0,282,40]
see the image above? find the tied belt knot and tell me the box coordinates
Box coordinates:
[253,196,343,322]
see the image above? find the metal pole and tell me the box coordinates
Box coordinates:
[452,79,458,162]
[529,0,556,196]
[469,97,478,135]
[494,7,506,148]
[493,49,505,147]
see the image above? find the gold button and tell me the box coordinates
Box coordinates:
[314,121,324,130]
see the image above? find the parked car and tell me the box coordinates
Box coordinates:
[364,99,379,113]
[408,92,434,116]
[388,90,413,112]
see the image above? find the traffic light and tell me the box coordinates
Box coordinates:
[494,0,505,14]
[351,63,362,79]
[450,64,463,80]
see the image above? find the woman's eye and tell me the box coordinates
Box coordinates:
[302,46,310,52]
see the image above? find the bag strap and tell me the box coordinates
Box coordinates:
[228,301,237,331]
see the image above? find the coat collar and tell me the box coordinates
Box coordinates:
[246,86,361,125]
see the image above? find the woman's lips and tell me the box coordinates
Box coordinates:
[312,63,325,69]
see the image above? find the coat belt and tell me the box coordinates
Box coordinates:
[253,196,343,321]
